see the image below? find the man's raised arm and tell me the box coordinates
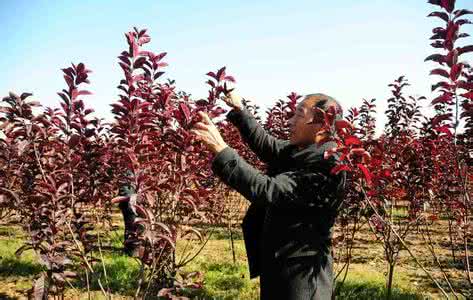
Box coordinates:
[224,97,290,164]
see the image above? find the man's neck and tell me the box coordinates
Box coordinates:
[292,133,330,151]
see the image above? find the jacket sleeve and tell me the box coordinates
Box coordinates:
[211,146,339,208]
[226,106,290,164]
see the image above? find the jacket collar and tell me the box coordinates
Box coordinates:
[287,140,338,168]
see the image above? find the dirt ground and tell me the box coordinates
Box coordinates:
[0,201,471,299]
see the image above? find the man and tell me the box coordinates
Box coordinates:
[191,91,346,300]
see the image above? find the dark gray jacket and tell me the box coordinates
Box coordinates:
[211,106,346,281]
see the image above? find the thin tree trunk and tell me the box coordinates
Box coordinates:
[464,234,472,284]
[229,224,236,265]
[387,263,395,300]
[448,218,457,263]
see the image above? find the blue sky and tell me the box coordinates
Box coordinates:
[1,0,472,135]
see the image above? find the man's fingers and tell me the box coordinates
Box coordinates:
[190,128,209,140]
[190,129,202,138]
[197,111,212,125]
[193,122,209,131]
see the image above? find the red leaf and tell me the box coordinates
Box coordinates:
[456,19,472,26]
[183,227,203,242]
[71,89,92,99]
[350,148,371,162]
[345,135,362,146]
[20,92,33,100]
[155,52,167,61]
[431,81,450,91]
[224,75,236,83]
[155,222,172,235]
[206,72,217,80]
[440,0,455,13]
[33,275,46,300]
[179,103,191,124]
[350,148,366,156]
[127,151,138,166]
[158,288,174,297]
[446,24,460,45]
[461,91,473,100]
[17,140,30,156]
[78,90,92,96]
[458,81,473,90]
[62,67,75,78]
[445,49,459,66]
[132,42,139,58]
[432,93,452,105]
[335,119,353,130]
[216,67,226,82]
[381,169,392,178]
[156,234,176,249]
[427,11,450,22]
[430,68,450,78]
[68,134,81,147]
[454,9,473,19]
[436,124,453,137]
[450,63,463,80]
[77,62,85,73]
[112,196,130,204]
[138,36,151,45]
[431,114,451,126]
[431,41,445,48]
[428,0,442,7]
[182,196,198,213]
[357,163,372,186]
[459,45,473,56]
[133,56,147,68]
[425,54,445,64]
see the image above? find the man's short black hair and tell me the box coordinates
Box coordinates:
[305,93,343,121]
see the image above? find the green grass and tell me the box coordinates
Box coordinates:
[0,224,435,299]
[335,265,424,300]
[0,235,42,278]
[336,281,422,300]
[184,256,259,299]
[0,226,41,295]
[73,252,141,296]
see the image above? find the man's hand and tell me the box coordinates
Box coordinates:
[190,111,228,154]
[222,89,243,111]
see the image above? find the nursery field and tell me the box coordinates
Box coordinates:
[1,0,473,299]
[0,208,470,300]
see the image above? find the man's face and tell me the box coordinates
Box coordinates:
[288,98,323,146]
